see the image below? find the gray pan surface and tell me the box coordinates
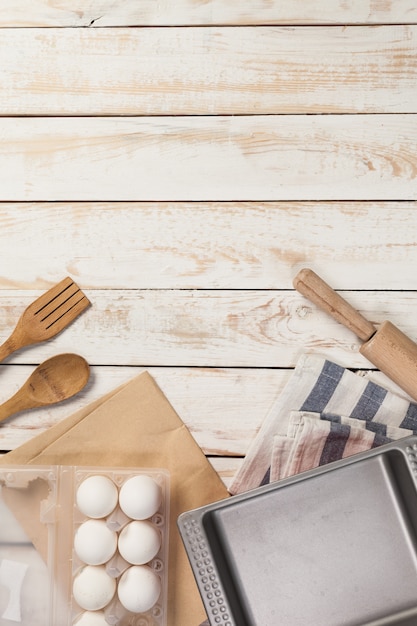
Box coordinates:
[178,437,417,626]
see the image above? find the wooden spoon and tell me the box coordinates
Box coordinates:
[0,353,90,422]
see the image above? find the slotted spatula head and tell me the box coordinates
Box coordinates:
[0,277,91,361]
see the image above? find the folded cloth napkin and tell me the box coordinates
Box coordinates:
[230,353,417,495]
[270,410,412,481]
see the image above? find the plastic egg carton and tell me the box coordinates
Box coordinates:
[0,465,169,626]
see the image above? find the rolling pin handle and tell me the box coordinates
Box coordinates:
[293,268,376,342]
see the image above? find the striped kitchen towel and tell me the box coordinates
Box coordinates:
[269,410,412,481]
[229,353,417,495]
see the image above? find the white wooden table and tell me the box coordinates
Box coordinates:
[0,2,416,490]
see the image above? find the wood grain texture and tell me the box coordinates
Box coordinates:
[0,363,404,460]
[0,202,416,290]
[0,366,286,455]
[1,290,417,369]
[1,0,416,495]
[1,116,416,201]
[1,27,416,115]
[1,0,416,26]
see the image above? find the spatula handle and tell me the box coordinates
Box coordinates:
[0,339,15,363]
[293,268,376,342]
[0,326,33,363]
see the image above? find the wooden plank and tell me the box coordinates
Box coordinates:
[209,458,243,490]
[0,366,286,454]
[1,0,416,26]
[1,289,417,369]
[1,116,416,201]
[0,201,416,291]
[0,363,402,461]
[1,27,416,115]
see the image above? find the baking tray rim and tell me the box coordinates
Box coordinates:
[178,435,417,626]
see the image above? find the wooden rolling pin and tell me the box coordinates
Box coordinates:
[293,268,417,401]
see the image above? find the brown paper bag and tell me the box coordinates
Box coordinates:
[0,371,229,626]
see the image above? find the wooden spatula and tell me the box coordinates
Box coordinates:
[0,353,90,422]
[0,277,90,362]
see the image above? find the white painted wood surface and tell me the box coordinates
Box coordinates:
[1,116,416,201]
[0,365,284,458]
[2,1,417,26]
[0,4,416,496]
[1,201,417,290]
[1,27,416,114]
[2,289,417,368]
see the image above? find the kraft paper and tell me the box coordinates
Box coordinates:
[0,371,229,626]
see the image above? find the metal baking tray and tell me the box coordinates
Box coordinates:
[178,436,417,626]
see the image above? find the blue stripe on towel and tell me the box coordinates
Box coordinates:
[301,360,345,413]
[350,380,388,421]
[260,467,271,486]
[319,421,351,465]
[320,413,341,424]
[372,432,391,448]
[365,420,387,437]
[400,403,417,432]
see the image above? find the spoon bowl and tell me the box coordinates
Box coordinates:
[0,353,90,422]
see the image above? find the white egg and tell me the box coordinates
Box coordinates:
[117,565,161,613]
[119,475,161,520]
[73,565,116,611]
[76,475,118,519]
[118,520,161,565]
[73,610,108,625]
[74,519,118,565]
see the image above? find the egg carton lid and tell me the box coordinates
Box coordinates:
[0,466,56,626]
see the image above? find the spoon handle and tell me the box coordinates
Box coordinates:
[0,392,33,423]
